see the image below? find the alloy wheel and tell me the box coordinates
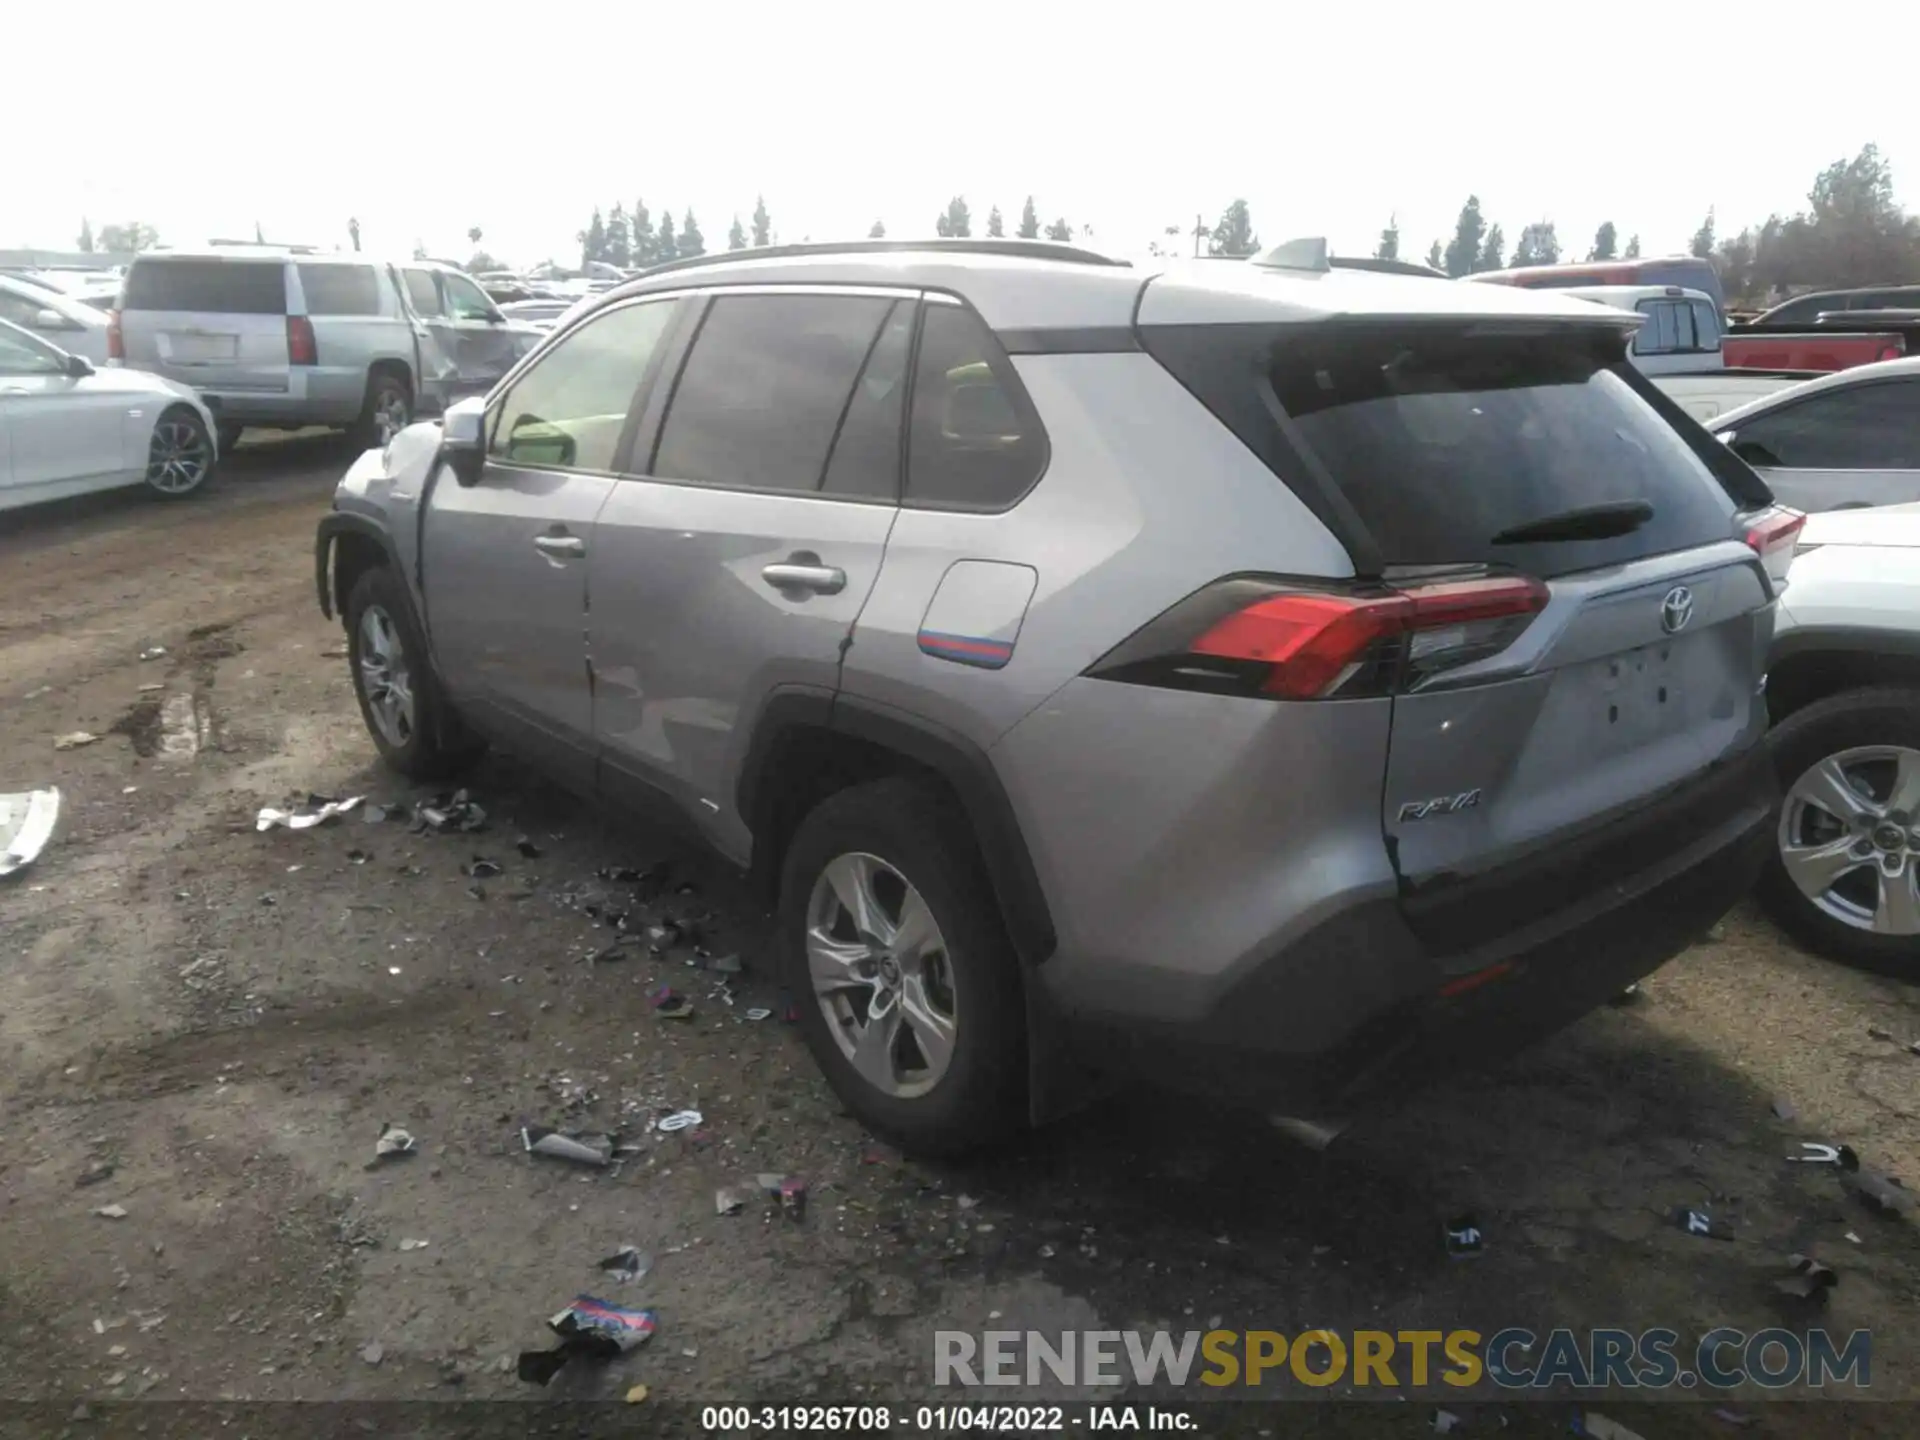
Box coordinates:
[806,851,958,1099]
[1779,744,1920,935]
[357,604,415,749]
[146,418,211,494]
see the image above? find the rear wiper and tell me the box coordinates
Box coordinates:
[1491,500,1654,546]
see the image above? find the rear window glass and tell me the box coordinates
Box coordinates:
[122,259,285,314]
[1269,331,1737,576]
[297,264,381,316]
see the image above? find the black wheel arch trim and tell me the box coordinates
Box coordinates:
[315,511,405,622]
[737,689,1058,967]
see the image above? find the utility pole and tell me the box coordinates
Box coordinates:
[1192,212,1207,258]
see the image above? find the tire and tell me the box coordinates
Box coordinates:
[343,566,485,781]
[216,422,244,455]
[778,778,1027,1156]
[143,406,215,500]
[352,371,413,449]
[1759,685,1920,973]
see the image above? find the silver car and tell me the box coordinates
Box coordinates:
[116,249,541,451]
[317,238,1789,1154]
[1709,356,1920,512]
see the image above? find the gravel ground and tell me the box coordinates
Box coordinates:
[3,437,1919,1436]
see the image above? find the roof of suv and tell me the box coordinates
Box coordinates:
[597,240,1648,335]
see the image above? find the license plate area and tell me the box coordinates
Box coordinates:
[158,332,237,363]
[1576,635,1706,752]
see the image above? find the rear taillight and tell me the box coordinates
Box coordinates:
[1088,574,1550,700]
[107,309,124,362]
[1743,506,1805,588]
[1879,343,1903,363]
[287,315,318,366]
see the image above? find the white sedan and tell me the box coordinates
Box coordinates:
[1709,356,1920,512]
[0,274,114,363]
[0,316,218,511]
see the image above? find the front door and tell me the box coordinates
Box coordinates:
[422,295,681,789]
[589,289,916,857]
[437,270,524,397]
[0,325,131,499]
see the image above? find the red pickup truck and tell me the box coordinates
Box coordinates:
[1722,326,1906,374]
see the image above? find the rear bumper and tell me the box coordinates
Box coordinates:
[1047,740,1777,1112]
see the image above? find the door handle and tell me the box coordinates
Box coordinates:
[762,563,847,595]
[533,534,586,559]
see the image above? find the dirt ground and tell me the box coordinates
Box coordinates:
[4,439,1920,1436]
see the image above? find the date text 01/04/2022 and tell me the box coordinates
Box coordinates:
[698,1405,1198,1431]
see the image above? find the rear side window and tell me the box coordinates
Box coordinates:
[1732,381,1920,470]
[297,264,381,316]
[905,303,1047,510]
[652,293,893,494]
[403,270,443,317]
[122,259,285,314]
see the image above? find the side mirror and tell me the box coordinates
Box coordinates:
[441,396,487,486]
[64,353,94,378]
[34,308,82,332]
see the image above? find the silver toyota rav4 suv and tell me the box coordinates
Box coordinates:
[316,238,1796,1154]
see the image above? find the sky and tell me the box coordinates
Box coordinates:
[11,1,1918,268]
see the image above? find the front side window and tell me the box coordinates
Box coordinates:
[652,292,895,494]
[0,321,64,374]
[905,302,1047,510]
[1733,381,1920,470]
[489,299,675,473]
[443,273,496,322]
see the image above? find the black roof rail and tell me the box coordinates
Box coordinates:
[634,237,1132,282]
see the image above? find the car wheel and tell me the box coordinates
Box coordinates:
[343,566,485,781]
[144,407,215,499]
[1760,686,1920,973]
[216,422,245,455]
[778,778,1026,1156]
[354,373,413,449]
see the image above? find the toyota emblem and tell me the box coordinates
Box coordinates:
[1660,585,1695,634]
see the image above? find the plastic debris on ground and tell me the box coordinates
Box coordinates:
[361,1342,384,1366]
[372,1124,416,1163]
[93,1205,128,1220]
[626,1384,650,1403]
[1675,1206,1735,1240]
[703,952,744,975]
[76,1161,115,1189]
[1431,1410,1462,1435]
[465,856,503,879]
[53,732,101,750]
[1607,982,1640,1006]
[1844,1165,1916,1217]
[1773,1253,1838,1301]
[1443,1215,1483,1259]
[599,1246,652,1284]
[398,1238,430,1252]
[1787,1142,1857,1168]
[715,1187,747,1216]
[0,788,61,880]
[1711,1409,1759,1428]
[516,837,543,859]
[516,1295,657,1386]
[138,646,167,662]
[656,1110,702,1133]
[413,790,487,834]
[645,922,683,954]
[744,1007,773,1021]
[256,794,364,832]
[522,1126,614,1168]
[1573,1414,1645,1440]
[650,984,694,1020]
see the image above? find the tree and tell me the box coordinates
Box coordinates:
[1046,218,1074,242]
[751,195,771,248]
[467,225,483,249]
[985,205,1005,238]
[1625,233,1642,258]
[1374,214,1400,262]
[77,217,95,252]
[1426,240,1444,271]
[869,220,886,239]
[1477,224,1506,272]
[1443,196,1486,278]
[680,210,706,258]
[936,196,972,238]
[728,216,748,251]
[468,250,503,273]
[347,218,361,252]
[605,204,632,268]
[1017,197,1040,240]
[632,199,655,265]
[1716,227,1758,303]
[1589,221,1618,261]
[655,211,678,264]
[1208,199,1258,257]
[98,222,159,254]
[1509,221,1560,268]
[1690,208,1716,260]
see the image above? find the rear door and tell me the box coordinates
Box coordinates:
[587,287,913,853]
[422,294,680,791]
[1268,329,1771,949]
[118,257,288,393]
[1723,377,1920,511]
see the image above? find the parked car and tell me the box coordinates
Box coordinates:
[114,249,540,452]
[1471,256,1727,314]
[1762,501,1920,969]
[0,315,217,510]
[497,299,575,331]
[1722,327,1905,374]
[1707,357,1920,512]
[1754,286,1920,327]
[0,274,112,364]
[315,237,1792,1153]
